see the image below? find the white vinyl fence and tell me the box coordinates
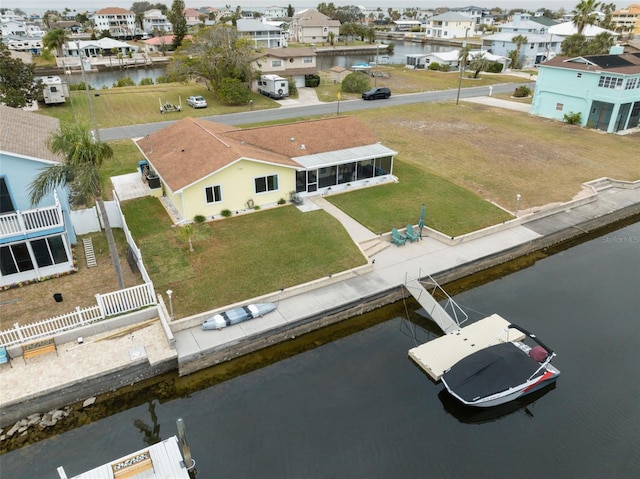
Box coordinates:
[0,283,156,347]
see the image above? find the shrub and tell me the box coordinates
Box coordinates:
[428,62,441,71]
[513,85,532,97]
[139,77,154,85]
[341,71,370,93]
[486,62,503,73]
[288,80,298,97]
[193,214,206,223]
[305,74,320,87]
[439,63,451,72]
[69,82,94,91]
[113,77,135,88]
[155,75,171,84]
[563,112,582,125]
[221,209,232,217]
[216,78,251,105]
[277,198,286,205]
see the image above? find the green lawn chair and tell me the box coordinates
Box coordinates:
[405,224,420,242]
[391,228,406,246]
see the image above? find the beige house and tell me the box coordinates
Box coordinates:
[135,116,396,223]
[253,47,317,87]
[289,9,340,44]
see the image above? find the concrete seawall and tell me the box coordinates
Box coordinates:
[1,179,638,433]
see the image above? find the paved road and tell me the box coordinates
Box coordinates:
[99,83,528,141]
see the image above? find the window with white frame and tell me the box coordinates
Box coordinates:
[204,185,222,204]
[271,60,282,67]
[598,75,623,89]
[303,56,313,63]
[255,174,278,194]
[625,78,638,90]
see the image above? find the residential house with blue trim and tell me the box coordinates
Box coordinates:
[0,106,77,288]
[530,50,640,133]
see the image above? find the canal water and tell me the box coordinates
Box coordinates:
[2,221,639,478]
[66,42,450,89]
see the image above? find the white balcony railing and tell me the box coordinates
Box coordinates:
[0,199,64,240]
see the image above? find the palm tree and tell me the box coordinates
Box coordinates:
[42,28,69,57]
[180,224,195,252]
[29,124,125,290]
[469,51,487,78]
[572,0,602,35]
[511,34,529,67]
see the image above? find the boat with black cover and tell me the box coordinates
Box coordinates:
[441,324,560,408]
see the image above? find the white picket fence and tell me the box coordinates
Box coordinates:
[0,283,156,347]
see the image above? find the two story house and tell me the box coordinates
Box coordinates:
[253,47,317,87]
[94,7,137,39]
[424,12,475,39]
[289,9,340,44]
[0,106,76,288]
[530,50,640,133]
[482,13,558,67]
[142,9,173,34]
[236,18,286,48]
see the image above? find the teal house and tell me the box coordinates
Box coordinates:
[530,49,640,133]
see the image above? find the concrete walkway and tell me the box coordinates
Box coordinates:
[171,179,640,375]
[1,178,638,428]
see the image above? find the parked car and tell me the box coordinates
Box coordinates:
[186,96,208,108]
[362,87,391,100]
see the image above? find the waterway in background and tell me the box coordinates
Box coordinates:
[2,222,639,478]
[65,42,452,90]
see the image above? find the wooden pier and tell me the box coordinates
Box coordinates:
[408,313,525,381]
[57,436,192,479]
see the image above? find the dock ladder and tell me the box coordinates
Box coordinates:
[404,272,468,334]
[83,237,97,268]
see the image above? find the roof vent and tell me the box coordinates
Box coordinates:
[290,137,295,142]
[300,144,306,150]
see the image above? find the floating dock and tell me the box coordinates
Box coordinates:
[408,313,525,381]
[57,436,192,479]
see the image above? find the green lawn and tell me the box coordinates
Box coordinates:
[121,198,366,317]
[37,82,280,128]
[327,161,512,237]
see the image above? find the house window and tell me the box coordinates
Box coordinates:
[0,177,15,213]
[255,174,278,194]
[625,78,638,90]
[303,56,313,63]
[1,243,34,275]
[204,185,222,204]
[271,60,282,67]
[31,236,67,267]
[598,75,623,89]
[556,103,563,111]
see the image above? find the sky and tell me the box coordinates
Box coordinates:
[4,1,603,16]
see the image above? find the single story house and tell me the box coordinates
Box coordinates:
[530,49,640,133]
[135,116,397,223]
[406,49,510,71]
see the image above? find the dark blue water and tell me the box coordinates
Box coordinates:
[2,222,639,478]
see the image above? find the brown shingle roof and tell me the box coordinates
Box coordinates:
[136,118,300,192]
[96,7,134,14]
[224,116,380,156]
[136,116,383,193]
[0,106,62,163]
